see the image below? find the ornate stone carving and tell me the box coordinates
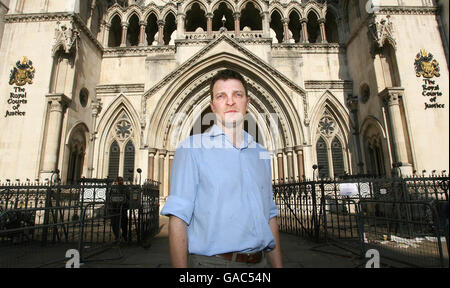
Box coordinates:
[346,94,359,112]
[368,15,395,50]
[379,87,404,106]
[53,21,80,55]
[318,111,339,138]
[115,113,133,141]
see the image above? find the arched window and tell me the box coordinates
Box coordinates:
[331,137,345,177]
[270,10,283,43]
[127,14,140,46]
[146,13,158,45]
[240,2,262,31]
[108,15,122,47]
[325,11,339,43]
[212,2,234,31]
[108,141,120,180]
[316,137,329,178]
[365,136,386,176]
[123,141,135,183]
[307,12,320,43]
[163,13,176,45]
[186,2,207,32]
[316,110,348,179]
[106,111,137,182]
[288,11,301,43]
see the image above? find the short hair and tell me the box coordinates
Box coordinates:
[210,69,248,100]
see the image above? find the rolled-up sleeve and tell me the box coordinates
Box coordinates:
[160,143,198,225]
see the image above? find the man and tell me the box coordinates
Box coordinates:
[109,176,129,243]
[161,69,282,268]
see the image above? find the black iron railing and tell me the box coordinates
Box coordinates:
[273,175,449,267]
[0,179,160,268]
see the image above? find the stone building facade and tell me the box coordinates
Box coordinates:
[0,0,448,200]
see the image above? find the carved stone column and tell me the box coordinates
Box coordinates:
[282,18,289,43]
[102,22,111,47]
[347,94,365,174]
[300,18,308,43]
[284,147,294,182]
[233,12,241,37]
[86,0,96,29]
[277,151,284,183]
[168,152,174,195]
[380,88,412,176]
[139,21,147,46]
[41,94,71,181]
[157,20,165,45]
[158,149,167,196]
[319,18,327,43]
[261,11,270,37]
[87,98,102,178]
[206,13,213,38]
[147,148,157,181]
[120,21,128,47]
[120,22,128,47]
[177,12,186,38]
[295,145,305,181]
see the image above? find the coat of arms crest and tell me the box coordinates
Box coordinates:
[414,49,440,78]
[9,56,35,86]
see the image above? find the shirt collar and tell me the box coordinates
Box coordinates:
[206,124,254,149]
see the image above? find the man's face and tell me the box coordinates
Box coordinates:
[210,79,250,128]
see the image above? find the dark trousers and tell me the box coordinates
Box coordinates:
[111,206,128,241]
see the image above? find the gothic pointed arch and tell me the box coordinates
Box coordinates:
[127,13,140,46]
[163,11,176,45]
[212,2,234,31]
[211,0,236,13]
[95,95,141,178]
[64,122,89,183]
[325,8,339,43]
[307,10,321,43]
[143,7,160,22]
[146,52,306,155]
[269,4,286,20]
[124,6,143,23]
[310,91,354,177]
[360,116,389,176]
[108,14,122,47]
[239,1,262,31]
[237,0,263,13]
[303,2,323,20]
[310,90,353,136]
[161,4,177,21]
[270,9,284,44]
[288,9,302,43]
[105,7,124,24]
[185,0,209,14]
[185,1,207,32]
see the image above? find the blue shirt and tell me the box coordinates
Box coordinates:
[161,124,279,256]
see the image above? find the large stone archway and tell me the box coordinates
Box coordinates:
[144,37,311,198]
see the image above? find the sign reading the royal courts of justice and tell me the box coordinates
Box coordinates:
[414,49,445,110]
[5,57,35,118]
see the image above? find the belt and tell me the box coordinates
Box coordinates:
[215,251,263,264]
